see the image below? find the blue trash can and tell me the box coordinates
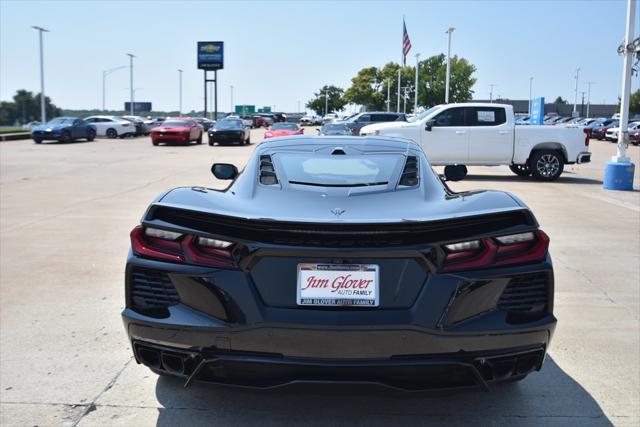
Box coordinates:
[603,162,635,191]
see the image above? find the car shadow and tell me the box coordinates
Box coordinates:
[461,174,604,185]
[153,142,200,147]
[37,139,93,145]
[152,356,613,426]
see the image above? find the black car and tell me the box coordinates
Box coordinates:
[208,119,251,145]
[193,117,214,131]
[272,112,287,123]
[123,136,556,391]
[345,112,406,135]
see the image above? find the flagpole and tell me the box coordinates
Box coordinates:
[397,17,403,113]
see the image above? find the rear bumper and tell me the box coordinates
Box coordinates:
[577,152,591,164]
[129,339,548,391]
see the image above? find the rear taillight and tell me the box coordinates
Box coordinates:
[583,128,590,146]
[441,230,549,272]
[130,226,236,269]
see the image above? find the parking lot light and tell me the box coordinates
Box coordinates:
[445,27,455,104]
[126,53,135,115]
[31,26,49,123]
[178,69,183,114]
[573,67,581,117]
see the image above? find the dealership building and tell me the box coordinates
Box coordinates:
[473,99,619,118]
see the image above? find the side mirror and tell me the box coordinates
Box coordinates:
[425,119,435,131]
[211,163,238,180]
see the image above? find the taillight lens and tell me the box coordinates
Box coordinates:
[441,230,549,272]
[130,226,236,269]
[583,128,590,146]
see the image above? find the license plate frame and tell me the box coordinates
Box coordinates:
[296,263,379,307]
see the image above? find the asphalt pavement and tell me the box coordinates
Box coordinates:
[0,129,638,426]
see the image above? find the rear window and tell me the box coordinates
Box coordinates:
[277,154,404,187]
[272,123,298,130]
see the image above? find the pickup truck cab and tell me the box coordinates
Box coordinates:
[360,103,591,181]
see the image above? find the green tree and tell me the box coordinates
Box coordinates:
[629,90,640,115]
[344,55,477,113]
[554,96,568,104]
[306,85,346,116]
[417,54,476,107]
[0,89,62,125]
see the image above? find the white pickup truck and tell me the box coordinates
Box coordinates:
[360,103,591,181]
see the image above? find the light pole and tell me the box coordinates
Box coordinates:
[386,79,391,112]
[102,66,127,111]
[604,0,636,191]
[586,81,594,117]
[32,26,49,123]
[445,27,455,104]
[528,77,533,115]
[126,53,135,115]
[324,91,329,116]
[489,84,495,103]
[229,85,234,112]
[572,67,580,117]
[414,53,420,113]
[177,69,183,114]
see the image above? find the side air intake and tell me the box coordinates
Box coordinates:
[399,156,419,187]
[259,155,278,185]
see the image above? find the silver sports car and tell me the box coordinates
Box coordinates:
[123,136,556,391]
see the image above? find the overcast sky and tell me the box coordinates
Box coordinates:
[1,0,638,113]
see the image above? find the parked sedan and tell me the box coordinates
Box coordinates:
[121,115,147,136]
[123,136,556,391]
[605,121,640,142]
[318,122,351,135]
[630,129,640,145]
[84,115,135,138]
[193,117,214,131]
[344,112,407,135]
[31,117,96,143]
[263,122,304,139]
[208,119,250,145]
[150,117,203,146]
[591,120,619,140]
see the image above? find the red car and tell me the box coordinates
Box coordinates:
[591,120,619,140]
[263,122,304,139]
[151,117,203,146]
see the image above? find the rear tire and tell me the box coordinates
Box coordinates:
[87,130,96,142]
[196,133,203,144]
[509,164,531,177]
[106,128,117,139]
[444,164,468,181]
[530,150,564,181]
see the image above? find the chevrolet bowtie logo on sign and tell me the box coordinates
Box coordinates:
[197,41,224,70]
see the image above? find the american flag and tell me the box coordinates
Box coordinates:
[402,19,411,66]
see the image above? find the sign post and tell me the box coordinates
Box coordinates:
[198,41,224,120]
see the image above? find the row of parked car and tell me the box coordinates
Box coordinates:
[29,115,215,143]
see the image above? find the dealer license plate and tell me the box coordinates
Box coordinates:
[297,263,379,307]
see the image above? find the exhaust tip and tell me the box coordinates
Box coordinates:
[161,352,186,375]
[136,346,161,369]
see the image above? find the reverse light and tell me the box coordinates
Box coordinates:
[198,237,232,249]
[145,227,182,241]
[495,232,534,245]
[445,240,481,252]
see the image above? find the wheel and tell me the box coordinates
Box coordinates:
[444,164,468,181]
[509,164,531,177]
[245,134,251,145]
[33,137,43,144]
[196,133,203,144]
[152,140,159,146]
[60,131,72,143]
[106,128,117,138]
[208,141,214,146]
[87,130,96,142]
[530,150,564,181]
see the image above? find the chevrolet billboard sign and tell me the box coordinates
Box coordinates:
[197,41,224,70]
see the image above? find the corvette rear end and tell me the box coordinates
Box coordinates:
[122,136,556,391]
